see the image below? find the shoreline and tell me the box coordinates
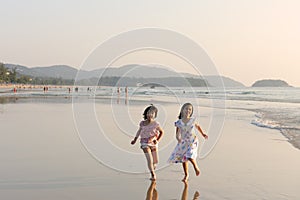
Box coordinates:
[281,129,300,150]
[1,93,300,152]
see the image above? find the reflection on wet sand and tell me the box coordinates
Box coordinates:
[145,181,200,200]
[146,181,158,200]
[0,96,19,104]
[181,182,200,200]
[0,96,72,104]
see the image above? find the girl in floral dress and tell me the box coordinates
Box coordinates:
[168,103,208,182]
[131,105,164,180]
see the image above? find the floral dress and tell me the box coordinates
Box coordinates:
[168,117,199,163]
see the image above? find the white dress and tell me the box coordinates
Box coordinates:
[168,117,199,163]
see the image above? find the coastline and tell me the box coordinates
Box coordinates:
[2,88,300,152]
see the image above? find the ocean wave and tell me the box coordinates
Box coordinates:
[251,110,300,150]
[251,117,283,130]
[1,87,300,103]
[227,91,256,95]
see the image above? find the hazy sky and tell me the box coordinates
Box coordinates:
[1,0,300,86]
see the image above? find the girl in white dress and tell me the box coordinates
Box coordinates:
[168,103,208,182]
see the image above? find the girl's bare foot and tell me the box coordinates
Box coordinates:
[182,175,189,183]
[195,168,200,176]
[150,171,156,181]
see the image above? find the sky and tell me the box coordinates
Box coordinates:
[1,0,300,87]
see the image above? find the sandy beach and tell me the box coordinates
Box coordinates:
[0,96,299,199]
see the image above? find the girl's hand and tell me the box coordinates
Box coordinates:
[131,137,137,145]
[203,134,208,139]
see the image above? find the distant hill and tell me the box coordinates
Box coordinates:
[204,75,245,87]
[4,63,245,87]
[5,64,78,79]
[251,79,292,87]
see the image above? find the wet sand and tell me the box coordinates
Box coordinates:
[0,98,299,199]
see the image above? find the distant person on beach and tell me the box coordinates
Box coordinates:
[116,87,120,104]
[43,86,48,92]
[125,86,128,104]
[131,104,164,180]
[168,103,208,183]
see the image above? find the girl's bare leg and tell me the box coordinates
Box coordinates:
[151,147,158,170]
[182,162,189,182]
[143,147,156,180]
[189,158,200,176]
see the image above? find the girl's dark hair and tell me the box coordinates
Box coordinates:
[143,104,158,120]
[178,102,193,119]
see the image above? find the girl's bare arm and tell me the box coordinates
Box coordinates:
[195,123,208,139]
[156,126,164,142]
[175,127,181,143]
[131,127,142,145]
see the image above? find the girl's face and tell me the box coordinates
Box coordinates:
[146,110,156,120]
[182,105,193,118]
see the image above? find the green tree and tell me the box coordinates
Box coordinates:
[17,75,31,84]
[9,68,17,83]
[0,63,7,83]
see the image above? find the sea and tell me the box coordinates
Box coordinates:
[1,86,300,150]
